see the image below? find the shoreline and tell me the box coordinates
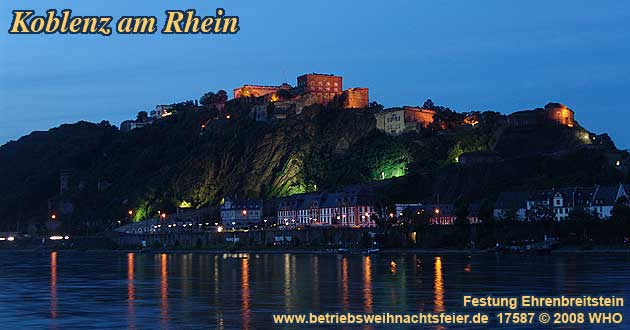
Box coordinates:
[4,247,630,255]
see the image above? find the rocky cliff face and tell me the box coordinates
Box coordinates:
[0,103,627,231]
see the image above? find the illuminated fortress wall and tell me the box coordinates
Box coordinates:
[343,88,369,109]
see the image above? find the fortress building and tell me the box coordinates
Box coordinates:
[545,103,575,127]
[343,88,370,109]
[151,105,173,119]
[233,73,369,110]
[296,73,343,100]
[507,102,576,128]
[233,83,292,99]
[375,106,436,135]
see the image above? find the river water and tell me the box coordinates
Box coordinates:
[0,251,628,329]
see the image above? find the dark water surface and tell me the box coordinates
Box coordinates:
[0,251,629,329]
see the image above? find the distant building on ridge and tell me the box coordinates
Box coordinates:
[374,106,436,135]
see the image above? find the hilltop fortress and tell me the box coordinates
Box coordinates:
[506,103,576,128]
[233,73,369,121]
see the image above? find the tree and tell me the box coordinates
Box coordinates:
[171,100,195,112]
[136,111,149,123]
[569,207,599,241]
[454,197,470,223]
[569,207,599,224]
[422,99,435,110]
[216,90,228,103]
[409,209,431,231]
[199,92,215,106]
[372,214,389,231]
[612,196,630,222]
[499,209,518,222]
[368,101,384,112]
[200,90,228,106]
[478,199,494,222]
[526,205,555,222]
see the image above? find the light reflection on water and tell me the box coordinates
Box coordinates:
[127,253,135,330]
[0,252,627,329]
[241,258,250,330]
[50,251,57,321]
[434,256,444,313]
[160,253,168,329]
[363,256,373,314]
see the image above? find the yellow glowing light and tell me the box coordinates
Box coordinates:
[616,160,621,167]
[434,257,444,312]
[242,209,248,216]
[51,214,57,220]
[7,237,15,241]
[179,200,192,209]
[217,226,224,233]
[50,236,64,240]
[435,208,440,215]
[463,116,479,127]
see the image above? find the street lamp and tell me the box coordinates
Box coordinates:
[51,214,57,220]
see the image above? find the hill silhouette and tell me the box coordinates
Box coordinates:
[0,100,627,232]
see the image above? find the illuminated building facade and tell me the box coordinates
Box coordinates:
[296,73,343,100]
[374,106,436,135]
[343,88,370,109]
[220,198,263,227]
[506,103,576,128]
[395,203,480,225]
[545,103,575,127]
[277,188,376,227]
[234,73,369,109]
[493,184,629,221]
[233,83,292,99]
[151,105,173,119]
[120,120,149,133]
